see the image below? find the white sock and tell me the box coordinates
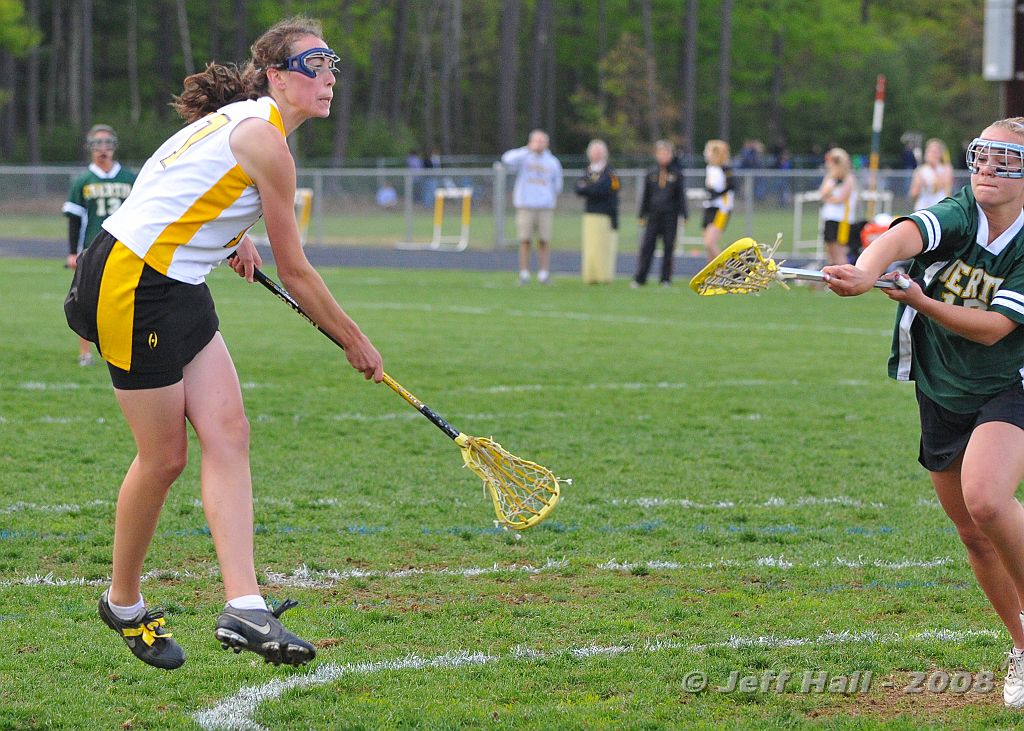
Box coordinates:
[519,269,530,279]
[227,594,268,612]
[538,269,550,282]
[107,591,145,621]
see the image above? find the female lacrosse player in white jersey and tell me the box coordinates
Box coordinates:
[909,137,953,211]
[818,147,858,266]
[701,139,733,261]
[65,16,382,670]
[823,118,1024,708]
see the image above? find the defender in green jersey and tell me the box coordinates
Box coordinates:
[824,118,1024,709]
[63,125,136,365]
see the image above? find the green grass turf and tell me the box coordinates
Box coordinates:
[0,258,1013,729]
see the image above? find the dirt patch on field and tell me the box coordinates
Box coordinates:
[805,671,1002,720]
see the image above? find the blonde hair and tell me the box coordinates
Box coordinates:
[986,117,1024,143]
[703,139,730,166]
[923,138,949,166]
[825,147,851,176]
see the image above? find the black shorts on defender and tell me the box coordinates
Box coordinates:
[64,230,219,389]
[916,384,1024,471]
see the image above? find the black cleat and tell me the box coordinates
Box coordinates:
[98,590,185,670]
[214,598,315,667]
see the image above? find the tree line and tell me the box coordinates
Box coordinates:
[0,0,1000,166]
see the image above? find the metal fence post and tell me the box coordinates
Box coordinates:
[492,161,506,249]
[404,170,414,244]
[744,172,754,237]
[313,170,323,245]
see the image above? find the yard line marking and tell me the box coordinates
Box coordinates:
[263,558,568,588]
[2,555,955,590]
[347,301,891,337]
[599,556,954,572]
[193,627,999,731]
[609,495,887,509]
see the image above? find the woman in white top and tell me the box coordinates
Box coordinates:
[64,16,382,670]
[701,139,734,260]
[818,147,858,267]
[909,137,954,211]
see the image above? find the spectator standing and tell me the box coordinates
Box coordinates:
[633,140,688,287]
[63,124,136,366]
[701,139,734,261]
[909,138,953,211]
[818,147,858,266]
[574,139,620,284]
[501,129,563,284]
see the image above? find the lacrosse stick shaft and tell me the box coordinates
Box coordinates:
[778,267,907,289]
[245,263,462,441]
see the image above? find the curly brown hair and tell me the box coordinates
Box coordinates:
[172,16,325,123]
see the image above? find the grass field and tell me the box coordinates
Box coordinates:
[0,257,1016,729]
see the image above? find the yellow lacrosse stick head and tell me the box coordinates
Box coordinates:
[688,237,783,295]
[454,434,561,530]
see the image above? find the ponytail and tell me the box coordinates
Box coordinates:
[171,16,324,123]
[172,63,262,123]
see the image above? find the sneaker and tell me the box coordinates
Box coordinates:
[1006,648,1024,707]
[630,280,642,289]
[215,598,316,666]
[518,271,531,286]
[659,280,672,288]
[98,590,185,670]
[78,353,94,366]
[537,270,550,285]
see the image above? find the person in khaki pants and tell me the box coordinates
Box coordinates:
[575,139,620,283]
[501,130,563,284]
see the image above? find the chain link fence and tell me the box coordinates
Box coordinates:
[0,165,971,258]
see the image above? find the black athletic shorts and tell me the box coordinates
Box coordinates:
[702,206,730,230]
[915,384,1024,471]
[64,230,219,390]
[822,219,851,245]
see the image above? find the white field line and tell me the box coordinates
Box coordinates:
[262,559,568,588]
[452,377,892,395]
[609,495,887,509]
[0,493,890,516]
[193,627,999,731]
[348,301,891,338]
[1,555,955,590]
[599,556,953,571]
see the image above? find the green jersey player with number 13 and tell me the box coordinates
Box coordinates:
[824,118,1024,709]
[63,125,136,365]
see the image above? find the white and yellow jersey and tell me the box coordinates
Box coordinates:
[103,96,285,285]
[704,165,733,212]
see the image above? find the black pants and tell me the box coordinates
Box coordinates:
[634,212,678,284]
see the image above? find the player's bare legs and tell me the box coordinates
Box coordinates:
[182,333,260,601]
[931,451,1024,649]
[538,240,551,283]
[826,242,848,267]
[518,239,532,283]
[109,383,189,606]
[703,224,722,261]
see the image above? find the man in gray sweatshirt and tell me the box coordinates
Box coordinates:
[502,130,564,284]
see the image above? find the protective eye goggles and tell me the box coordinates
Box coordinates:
[87,135,118,150]
[273,47,340,79]
[965,137,1024,178]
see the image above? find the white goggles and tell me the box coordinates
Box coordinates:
[965,137,1024,178]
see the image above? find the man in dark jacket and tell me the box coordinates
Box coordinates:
[633,140,688,287]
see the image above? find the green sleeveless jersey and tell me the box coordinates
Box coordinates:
[889,186,1024,413]
[62,162,136,251]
